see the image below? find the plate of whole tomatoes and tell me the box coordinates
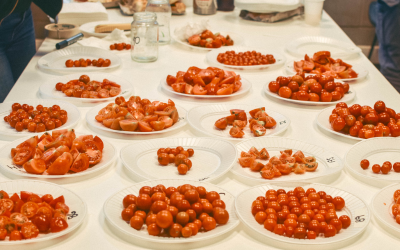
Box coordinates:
[161,67,251,98]
[39,73,133,105]
[264,75,355,106]
[103,179,239,243]
[235,183,370,245]
[0,180,86,245]
[120,137,237,181]
[232,137,343,183]
[0,100,80,139]
[0,130,116,179]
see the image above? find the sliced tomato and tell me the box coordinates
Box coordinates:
[109,87,121,97]
[8,193,18,201]
[71,138,87,152]
[158,116,173,128]
[93,136,104,152]
[249,108,266,118]
[39,132,53,143]
[70,153,89,173]
[51,129,68,140]
[20,202,39,218]
[49,196,65,209]
[216,84,234,95]
[260,166,275,179]
[119,119,139,131]
[276,163,291,175]
[36,206,53,218]
[259,148,270,160]
[305,162,318,172]
[10,213,29,227]
[0,199,14,215]
[37,138,52,152]
[229,126,244,138]
[20,222,39,239]
[85,149,102,165]
[20,191,33,203]
[23,159,46,175]
[252,125,266,137]
[250,161,264,172]
[215,118,228,130]
[171,82,186,93]
[12,147,34,165]
[170,110,179,124]
[46,152,73,175]
[238,157,255,168]
[138,121,153,132]
[53,145,70,159]
[142,115,158,123]
[17,136,38,149]
[34,148,43,159]
[193,84,207,95]
[13,200,24,214]
[150,121,165,131]
[50,217,68,233]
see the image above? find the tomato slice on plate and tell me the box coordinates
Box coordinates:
[23,159,46,175]
[0,199,14,215]
[47,152,73,175]
[10,213,29,227]
[20,191,33,202]
[49,195,65,208]
[12,147,34,165]
[70,153,89,173]
[21,202,39,218]
[85,149,102,165]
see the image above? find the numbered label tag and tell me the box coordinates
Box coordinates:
[353,207,368,228]
[326,157,336,163]
[279,120,286,125]
[67,211,78,220]
[133,37,140,44]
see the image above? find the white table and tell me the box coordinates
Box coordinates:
[3,7,400,250]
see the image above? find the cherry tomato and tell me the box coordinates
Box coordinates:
[360,159,369,169]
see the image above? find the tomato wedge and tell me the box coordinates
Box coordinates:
[21,202,39,218]
[16,136,38,149]
[85,149,102,165]
[20,191,33,202]
[70,153,89,173]
[47,152,73,175]
[0,191,10,200]
[158,116,173,128]
[23,159,46,174]
[10,213,29,227]
[138,121,152,132]
[0,199,14,215]
[150,121,165,131]
[20,222,39,239]
[93,136,104,152]
[12,147,34,165]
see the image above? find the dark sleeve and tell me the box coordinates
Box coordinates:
[32,0,63,19]
[0,1,18,22]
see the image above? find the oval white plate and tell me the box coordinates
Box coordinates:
[0,99,80,139]
[264,81,356,106]
[285,36,362,59]
[0,180,86,245]
[235,182,370,245]
[187,104,290,141]
[80,21,131,38]
[103,179,239,243]
[371,183,400,237]
[0,132,116,179]
[345,137,400,185]
[39,73,133,105]
[172,30,244,51]
[316,107,363,141]
[121,137,237,181]
[285,60,368,82]
[86,102,187,135]
[37,46,122,73]
[160,77,251,99]
[206,46,286,71]
[232,137,343,183]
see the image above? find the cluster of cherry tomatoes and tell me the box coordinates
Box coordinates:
[65,58,111,68]
[392,190,400,224]
[4,103,68,132]
[360,159,400,174]
[55,75,121,99]
[252,187,350,239]
[109,43,131,51]
[215,108,276,138]
[166,66,242,96]
[95,96,180,132]
[268,74,350,102]
[0,190,69,241]
[239,148,318,179]
[329,101,400,138]
[188,30,234,48]
[217,50,276,66]
[121,184,230,238]
[157,147,194,175]
[11,129,103,175]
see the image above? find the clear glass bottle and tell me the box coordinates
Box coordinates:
[145,0,171,45]
[131,12,159,63]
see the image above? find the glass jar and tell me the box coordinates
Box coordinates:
[131,12,159,63]
[145,0,171,44]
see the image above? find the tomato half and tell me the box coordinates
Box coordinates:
[21,202,39,218]
[12,147,34,165]
[10,213,29,227]
[47,152,73,175]
[23,159,46,175]
[70,153,89,173]
[50,217,68,233]
[20,222,39,239]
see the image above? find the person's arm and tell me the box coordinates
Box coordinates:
[0,1,19,25]
[32,0,63,19]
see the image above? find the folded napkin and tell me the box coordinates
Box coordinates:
[77,29,131,50]
[58,2,108,25]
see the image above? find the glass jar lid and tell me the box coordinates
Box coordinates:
[133,12,157,23]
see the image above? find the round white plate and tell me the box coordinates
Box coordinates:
[0,132,116,179]
[80,21,131,38]
[39,73,133,105]
[37,46,122,73]
[371,183,400,237]
[232,137,343,183]
[345,137,400,185]
[285,36,362,59]
[103,179,239,243]
[172,30,244,51]
[120,137,237,181]
[86,102,187,135]
[205,46,286,71]
[285,60,368,82]
[0,180,86,245]
[235,182,370,245]
[264,81,356,106]
[187,104,290,141]
[316,107,363,141]
[160,77,251,99]
[0,99,80,139]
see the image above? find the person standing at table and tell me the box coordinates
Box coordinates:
[0,0,63,103]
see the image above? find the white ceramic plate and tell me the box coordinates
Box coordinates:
[316,107,363,141]
[86,102,187,135]
[37,46,122,73]
[235,182,370,245]
[235,0,301,13]
[0,99,80,139]
[345,137,400,185]
[285,36,362,59]
[264,81,356,106]
[232,137,343,183]
[371,183,400,237]
[103,179,239,243]
[120,137,237,181]
[80,21,130,38]
[0,180,86,245]
[172,30,244,51]
[160,77,251,99]
[206,46,286,71]
[285,60,368,82]
[187,104,290,141]
[0,132,116,179]
[39,73,133,105]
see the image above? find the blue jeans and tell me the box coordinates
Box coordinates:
[0,8,36,103]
